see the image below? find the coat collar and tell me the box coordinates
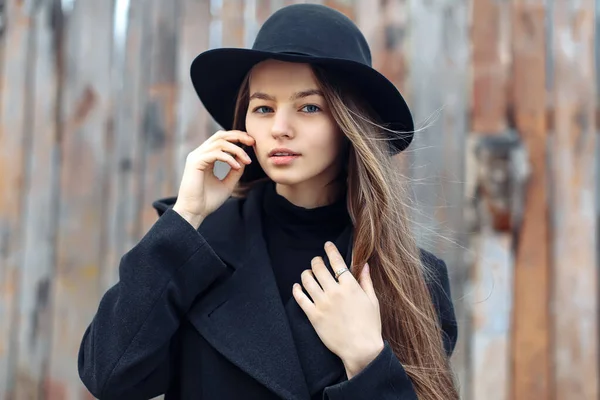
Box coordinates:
[155,182,352,400]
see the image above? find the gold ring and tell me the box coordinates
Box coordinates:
[334,267,349,280]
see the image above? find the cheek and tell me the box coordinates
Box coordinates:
[245,116,267,151]
[313,123,344,160]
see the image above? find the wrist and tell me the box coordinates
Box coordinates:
[342,339,385,379]
[172,204,205,229]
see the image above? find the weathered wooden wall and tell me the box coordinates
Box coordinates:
[0,0,597,399]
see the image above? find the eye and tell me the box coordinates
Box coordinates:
[253,106,273,114]
[301,104,321,113]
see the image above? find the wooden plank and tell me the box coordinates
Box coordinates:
[471,0,511,134]
[138,0,180,234]
[1,0,64,397]
[510,1,551,399]
[222,0,245,47]
[175,0,212,184]
[355,0,412,180]
[551,1,598,398]
[205,0,246,153]
[376,0,408,95]
[471,233,513,400]
[0,0,35,397]
[406,0,470,396]
[596,0,600,304]
[102,0,153,291]
[323,0,352,18]
[50,0,115,397]
[256,0,276,25]
[407,0,469,255]
[468,1,514,399]
[353,0,382,64]
[13,1,61,397]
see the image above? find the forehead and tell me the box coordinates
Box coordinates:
[248,60,318,92]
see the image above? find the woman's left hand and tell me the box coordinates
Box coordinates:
[292,241,385,379]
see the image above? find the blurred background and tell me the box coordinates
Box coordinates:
[0,0,598,399]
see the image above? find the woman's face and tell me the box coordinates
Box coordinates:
[245,60,345,189]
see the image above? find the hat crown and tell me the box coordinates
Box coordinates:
[252,4,372,66]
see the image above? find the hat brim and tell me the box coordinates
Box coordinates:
[190,48,414,155]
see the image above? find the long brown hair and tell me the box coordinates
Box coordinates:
[232,64,459,400]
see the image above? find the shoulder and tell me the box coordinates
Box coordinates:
[418,249,453,316]
[419,248,447,271]
[419,249,450,287]
[418,248,457,356]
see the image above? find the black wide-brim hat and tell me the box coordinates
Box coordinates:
[190,3,414,176]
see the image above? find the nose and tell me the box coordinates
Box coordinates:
[270,109,294,140]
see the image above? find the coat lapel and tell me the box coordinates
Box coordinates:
[186,186,311,400]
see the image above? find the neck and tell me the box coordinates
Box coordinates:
[275,181,344,209]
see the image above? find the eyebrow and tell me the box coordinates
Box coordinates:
[249,89,324,102]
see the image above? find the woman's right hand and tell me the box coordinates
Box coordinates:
[172,130,255,228]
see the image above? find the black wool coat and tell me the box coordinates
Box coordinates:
[78,182,457,400]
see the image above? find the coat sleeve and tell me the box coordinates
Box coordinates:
[322,253,457,400]
[78,208,228,399]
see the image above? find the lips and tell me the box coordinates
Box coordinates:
[269,155,300,165]
[268,148,301,157]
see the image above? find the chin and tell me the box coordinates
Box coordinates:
[263,169,311,186]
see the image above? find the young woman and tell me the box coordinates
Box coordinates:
[79,4,459,400]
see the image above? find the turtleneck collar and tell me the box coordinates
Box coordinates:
[262,181,351,236]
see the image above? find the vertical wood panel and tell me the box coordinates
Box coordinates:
[510,1,551,399]
[7,0,62,398]
[408,0,469,257]
[408,1,470,396]
[472,234,513,400]
[378,0,409,95]
[138,0,180,234]
[469,1,514,399]
[323,0,352,18]
[472,0,511,134]
[176,0,212,183]
[51,0,115,397]
[551,0,598,398]
[0,0,35,397]
[597,0,600,306]
[222,0,245,47]
[354,0,382,71]
[256,0,276,24]
[355,0,407,102]
[102,0,153,290]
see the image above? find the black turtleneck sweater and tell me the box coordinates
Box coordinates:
[262,182,351,303]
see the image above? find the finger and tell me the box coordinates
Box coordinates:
[300,269,325,303]
[209,139,252,165]
[292,283,316,318]
[310,256,337,291]
[358,263,378,303]
[324,242,356,286]
[196,150,242,171]
[211,130,255,147]
[221,158,245,186]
